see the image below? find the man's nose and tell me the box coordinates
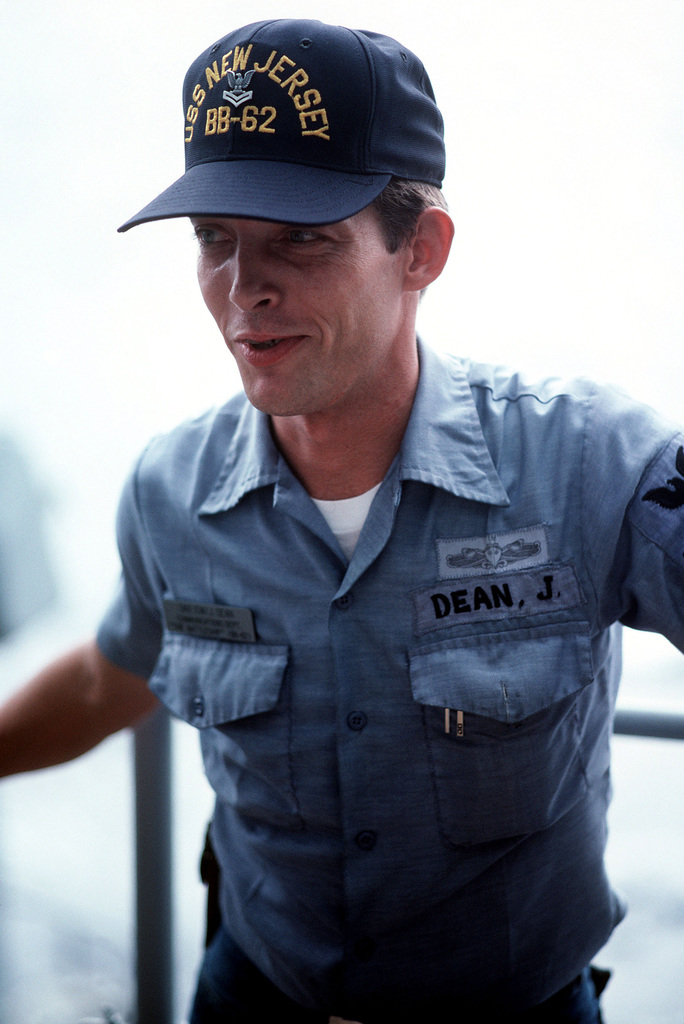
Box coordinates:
[228,248,280,310]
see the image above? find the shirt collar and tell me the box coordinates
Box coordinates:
[199,340,509,516]
[399,340,509,507]
[199,399,280,515]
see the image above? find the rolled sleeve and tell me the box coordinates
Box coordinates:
[580,383,684,651]
[621,434,684,651]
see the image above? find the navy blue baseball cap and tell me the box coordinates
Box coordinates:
[118,19,445,231]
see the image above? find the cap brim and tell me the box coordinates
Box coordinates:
[118,160,391,231]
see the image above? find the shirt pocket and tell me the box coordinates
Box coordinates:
[149,632,300,828]
[408,622,594,846]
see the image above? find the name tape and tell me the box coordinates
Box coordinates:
[412,564,584,636]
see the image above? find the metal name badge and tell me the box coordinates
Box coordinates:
[163,600,257,643]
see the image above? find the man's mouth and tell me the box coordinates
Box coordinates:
[246,338,285,350]
[233,334,305,366]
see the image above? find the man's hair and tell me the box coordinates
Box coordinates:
[371,177,448,253]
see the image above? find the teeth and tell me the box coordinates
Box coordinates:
[249,338,281,349]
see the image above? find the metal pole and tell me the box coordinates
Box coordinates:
[613,707,684,741]
[134,708,174,1024]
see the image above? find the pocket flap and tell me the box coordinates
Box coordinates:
[149,632,289,727]
[409,623,593,723]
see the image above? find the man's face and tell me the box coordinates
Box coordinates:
[192,206,418,422]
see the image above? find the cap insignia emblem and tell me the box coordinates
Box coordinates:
[223,69,256,107]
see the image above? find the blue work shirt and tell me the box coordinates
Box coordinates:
[97,341,684,1018]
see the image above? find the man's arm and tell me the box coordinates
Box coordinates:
[0,639,159,778]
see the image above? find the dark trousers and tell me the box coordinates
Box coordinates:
[189,925,609,1024]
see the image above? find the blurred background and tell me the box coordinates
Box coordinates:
[0,1,683,1021]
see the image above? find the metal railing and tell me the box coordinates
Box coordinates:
[612,707,684,740]
[134,710,174,1024]
[132,705,684,1024]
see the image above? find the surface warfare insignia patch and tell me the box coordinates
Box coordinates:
[632,436,684,563]
[436,524,549,579]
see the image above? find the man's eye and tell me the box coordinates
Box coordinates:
[194,227,220,244]
[287,228,319,244]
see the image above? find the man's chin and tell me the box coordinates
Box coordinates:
[241,385,304,419]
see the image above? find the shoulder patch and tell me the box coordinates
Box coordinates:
[630,436,684,563]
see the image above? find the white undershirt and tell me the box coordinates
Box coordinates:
[312,483,382,561]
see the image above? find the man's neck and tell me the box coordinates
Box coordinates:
[270,368,419,501]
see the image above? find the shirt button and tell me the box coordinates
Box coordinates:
[347,711,368,732]
[355,830,377,851]
[335,593,353,610]
[191,696,205,717]
[354,937,376,961]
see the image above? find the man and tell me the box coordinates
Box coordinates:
[1,18,683,1023]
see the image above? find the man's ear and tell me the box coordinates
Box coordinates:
[403,207,454,293]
